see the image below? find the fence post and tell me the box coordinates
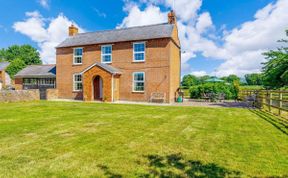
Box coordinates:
[269,91,272,112]
[279,92,283,116]
[261,90,264,109]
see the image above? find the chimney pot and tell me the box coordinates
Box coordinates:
[168,10,176,24]
[69,24,78,36]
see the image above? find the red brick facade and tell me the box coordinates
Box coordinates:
[56,14,180,103]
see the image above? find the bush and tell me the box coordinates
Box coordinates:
[189,83,238,100]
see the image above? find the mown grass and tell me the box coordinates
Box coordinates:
[0,101,287,177]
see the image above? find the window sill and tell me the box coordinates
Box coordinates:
[101,62,112,64]
[72,90,83,93]
[132,60,145,63]
[72,63,82,66]
[132,91,145,93]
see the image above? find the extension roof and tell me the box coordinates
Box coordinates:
[14,65,56,78]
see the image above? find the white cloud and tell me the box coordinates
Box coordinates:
[119,0,288,77]
[215,0,288,76]
[196,12,213,34]
[13,11,84,64]
[38,0,49,9]
[164,0,202,22]
[117,5,166,28]
[191,70,207,77]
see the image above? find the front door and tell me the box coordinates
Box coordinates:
[93,76,103,100]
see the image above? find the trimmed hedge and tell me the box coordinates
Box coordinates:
[189,83,239,100]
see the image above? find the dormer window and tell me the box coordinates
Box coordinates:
[73,48,83,64]
[101,45,112,63]
[133,42,145,62]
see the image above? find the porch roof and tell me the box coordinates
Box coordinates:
[81,62,122,75]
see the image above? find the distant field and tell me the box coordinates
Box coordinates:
[239,85,264,90]
[0,101,287,177]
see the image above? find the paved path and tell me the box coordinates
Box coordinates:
[51,99,249,108]
[174,100,249,108]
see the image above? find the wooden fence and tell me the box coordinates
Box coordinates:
[239,90,288,119]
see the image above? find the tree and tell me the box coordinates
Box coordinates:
[181,74,200,88]
[6,58,26,79]
[221,75,240,83]
[0,45,41,65]
[262,35,288,88]
[0,45,42,78]
[198,75,210,84]
[244,73,263,85]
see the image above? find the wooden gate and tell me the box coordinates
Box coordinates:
[39,88,47,100]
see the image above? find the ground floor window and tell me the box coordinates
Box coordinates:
[133,72,145,92]
[73,74,83,91]
[23,78,56,89]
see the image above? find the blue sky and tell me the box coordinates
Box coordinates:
[0,0,287,77]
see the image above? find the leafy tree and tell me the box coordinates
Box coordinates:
[0,45,41,65]
[262,36,288,88]
[221,75,240,83]
[6,58,26,79]
[181,74,200,88]
[198,75,210,84]
[244,73,263,85]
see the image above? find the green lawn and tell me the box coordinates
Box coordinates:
[0,102,287,177]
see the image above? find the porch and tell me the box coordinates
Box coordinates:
[81,62,121,102]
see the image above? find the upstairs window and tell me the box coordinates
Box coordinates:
[73,74,82,91]
[101,45,112,63]
[133,42,145,62]
[73,48,83,64]
[133,72,145,92]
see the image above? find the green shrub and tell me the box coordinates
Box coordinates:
[189,83,238,100]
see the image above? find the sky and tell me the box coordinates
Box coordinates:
[0,0,287,77]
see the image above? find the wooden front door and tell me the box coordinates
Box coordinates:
[93,76,102,100]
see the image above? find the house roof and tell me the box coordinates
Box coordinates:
[81,62,122,75]
[57,23,174,48]
[0,62,10,71]
[14,65,56,78]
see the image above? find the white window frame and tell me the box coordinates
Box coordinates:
[73,73,83,92]
[101,45,112,64]
[73,47,83,65]
[132,72,145,93]
[133,42,146,62]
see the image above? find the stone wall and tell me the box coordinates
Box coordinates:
[47,89,58,100]
[0,90,39,102]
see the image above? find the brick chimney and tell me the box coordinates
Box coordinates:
[168,10,176,24]
[69,24,78,36]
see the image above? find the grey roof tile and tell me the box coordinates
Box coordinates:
[15,65,56,78]
[81,62,122,75]
[57,23,174,48]
[0,62,10,71]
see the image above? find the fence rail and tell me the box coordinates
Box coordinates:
[239,90,288,119]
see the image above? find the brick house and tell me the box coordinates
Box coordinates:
[0,62,12,90]
[56,11,181,103]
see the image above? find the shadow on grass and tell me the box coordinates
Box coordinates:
[98,165,122,178]
[249,109,288,136]
[137,153,242,178]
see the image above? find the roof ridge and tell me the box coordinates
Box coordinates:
[28,64,56,66]
[77,22,170,36]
